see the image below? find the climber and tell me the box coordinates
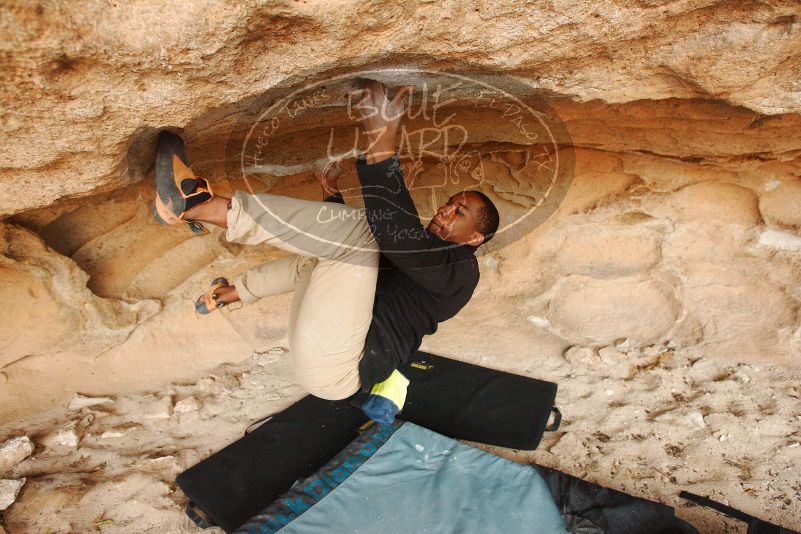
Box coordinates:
[151,80,500,422]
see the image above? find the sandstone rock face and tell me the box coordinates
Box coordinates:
[760,180,801,229]
[682,274,797,356]
[2,0,801,216]
[0,1,799,434]
[0,222,157,370]
[547,276,679,345]
[558,224,662,277]
[673,181,762,225]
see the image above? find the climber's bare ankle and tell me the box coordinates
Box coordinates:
[216,284,241,304]
[183,196,230,228]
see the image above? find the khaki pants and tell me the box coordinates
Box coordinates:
[225,190,380,400]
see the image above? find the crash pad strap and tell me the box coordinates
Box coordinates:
[679,491,753,523]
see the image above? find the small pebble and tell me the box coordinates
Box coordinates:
[688,412,707,429]
[0,478,25,511]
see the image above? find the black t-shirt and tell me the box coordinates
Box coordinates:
[326,155,480,390]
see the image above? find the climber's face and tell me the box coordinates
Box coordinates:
[427,191,486,247]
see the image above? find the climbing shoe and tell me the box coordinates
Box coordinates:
[195,277,232,314]
[152,131,213,235]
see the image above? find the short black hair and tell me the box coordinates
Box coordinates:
[468,190,500,246]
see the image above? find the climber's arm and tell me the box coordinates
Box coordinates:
[353,81,473,292]
[356,154,472,294]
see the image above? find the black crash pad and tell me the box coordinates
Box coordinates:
[176,351,558,532]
